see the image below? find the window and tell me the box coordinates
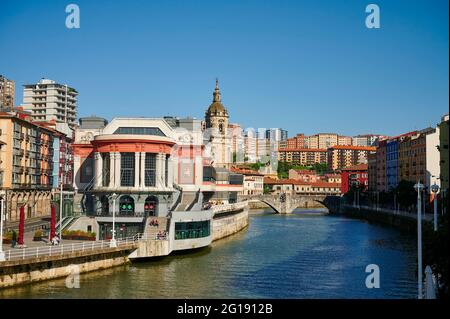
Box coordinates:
[113,127,165,136]
[175,221,210,240]
[120,153,135,187]
[80,157,94,183]
[119,195,134,215]
[145,153,156,186]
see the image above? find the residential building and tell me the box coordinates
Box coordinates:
[327,145,376,171]
[338,136,353,146]
[231,167,264,195]
[353,134,387,147]
[228,123,244,163]
[0,112,56,221]
[305,133,338,149]
[368,152,377,192]
[243,129,257,163]
[282,133,305,150]
[265,128,288,141]
[340,164,368,194]
[323,173,342,184]
[386,138,399,191]
[288,169,321,183]
[278,148,327,166]
[0,75,15,111]
[376,139,387,192]
[22,78,78,128]
[264,178,341,195]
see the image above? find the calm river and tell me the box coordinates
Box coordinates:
[1,209,417,299]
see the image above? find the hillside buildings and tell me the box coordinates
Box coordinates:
[278,148,327,166]
[327,145,375,171]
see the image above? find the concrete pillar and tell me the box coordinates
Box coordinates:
[140,152,145,188]
[195,155,203,186]
[134,152,140,188]
[73,156,81,190]
[114,152,121,188]
[161,153,166,188]
[94,152,102,188]
[167,155,174,188]
[156,153,163,189]
[108,152,114,188]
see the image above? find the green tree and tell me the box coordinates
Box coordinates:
[394,180,416,209]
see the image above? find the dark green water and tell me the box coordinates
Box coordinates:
[1,209,417,299]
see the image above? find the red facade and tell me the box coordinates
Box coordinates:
[340,164,368,194]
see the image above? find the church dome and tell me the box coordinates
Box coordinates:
[206,79,228,116]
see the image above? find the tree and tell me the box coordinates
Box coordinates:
[394,180,416,210]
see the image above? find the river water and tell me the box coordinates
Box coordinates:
[1,209,418,299]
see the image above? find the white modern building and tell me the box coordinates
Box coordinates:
[22,78,78,127]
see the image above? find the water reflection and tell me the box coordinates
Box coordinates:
[0,209,417,299]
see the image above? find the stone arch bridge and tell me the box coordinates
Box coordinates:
[242,194,341,214]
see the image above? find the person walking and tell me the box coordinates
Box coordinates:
[11,230,17,248]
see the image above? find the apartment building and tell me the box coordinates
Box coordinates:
[327,145,376,171]
[0,75,15,111]
[338,136,353,146]
[278,148,327,166]
[341,164,368,194]
[22,78,78,128]
[353,134,387,147]
[0,112,55,221]
[368,152,377,192]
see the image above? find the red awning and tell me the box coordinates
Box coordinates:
[18,205,25,245]
[50,205,56,240]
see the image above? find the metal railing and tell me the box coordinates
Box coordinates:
[212,201,248,214]
[2,234,141,262]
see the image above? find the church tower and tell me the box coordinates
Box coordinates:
[205,79,231,167]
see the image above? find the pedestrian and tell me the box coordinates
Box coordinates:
[11,230,17,248]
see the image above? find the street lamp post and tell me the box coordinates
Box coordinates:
[0,197,5,261]
[431,183,440,232]
[414,181,424,299]
[110,193,117,248]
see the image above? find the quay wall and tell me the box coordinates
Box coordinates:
[339,205,432,234]
[212,209,249,241]
[0,246,135,289]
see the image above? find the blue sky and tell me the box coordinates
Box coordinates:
[0,0,448,136]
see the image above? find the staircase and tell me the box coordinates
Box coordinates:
[143,217,168,240]
[175,191,197,211]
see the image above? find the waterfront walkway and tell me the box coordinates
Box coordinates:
[1,235,140,262]
[344,204,434,221]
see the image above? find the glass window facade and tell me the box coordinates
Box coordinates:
[174,221,210,240]
[145,153,156,186]
[80,156,94,183]
[113,127,165,136]
[120,152,134,186]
